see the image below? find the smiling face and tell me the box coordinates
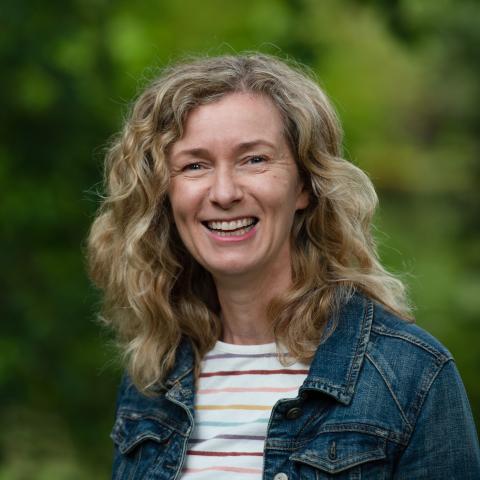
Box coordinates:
[167,92,309,282]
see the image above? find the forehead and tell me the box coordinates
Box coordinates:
[170,92,287,155]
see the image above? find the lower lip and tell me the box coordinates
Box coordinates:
[206,224,258,243]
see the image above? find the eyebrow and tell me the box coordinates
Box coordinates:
[173,139,276,159]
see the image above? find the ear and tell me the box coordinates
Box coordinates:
[295,183,310,211]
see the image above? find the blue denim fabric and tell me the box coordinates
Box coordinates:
[110,293,480,479]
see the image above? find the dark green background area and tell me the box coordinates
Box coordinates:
[1,0,479,477]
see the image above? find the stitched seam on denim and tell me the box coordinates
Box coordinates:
[365,351,412,430]
[266,424,406,451]
[292,442,385,473]
[268,429,389,453]
[264,410,331,449]
[295,404,329,438]
[298,439,386,463]
[344,298,373,397]
[116,409,188,437]
[316,423,408,446]
[302,378,344,390]
[296,456,366,473]
[265,442,303,452]
[403,359,450,446]
[121,431,171,452]
[295,456,361,476]
[167,395,194,480]
[297,445,384,463]
[370,324,451,362]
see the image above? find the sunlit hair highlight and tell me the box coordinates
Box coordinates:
[87,53,412,392]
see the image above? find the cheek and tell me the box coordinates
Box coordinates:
[259,177,301,211]
[168,198,192,243]
[261,188,300,234]
[168,181,197,221]
[168,197,196,252]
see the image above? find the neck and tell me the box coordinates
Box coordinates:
[213,262,293,345]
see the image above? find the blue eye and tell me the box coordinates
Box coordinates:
[248,155,266,164]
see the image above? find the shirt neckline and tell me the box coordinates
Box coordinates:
[212,340,278,354]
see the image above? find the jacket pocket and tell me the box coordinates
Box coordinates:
[111,410,174,479]
[290,431,387,479]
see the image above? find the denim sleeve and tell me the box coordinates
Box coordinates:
[393,360,480,479]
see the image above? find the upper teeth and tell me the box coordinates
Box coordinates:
[207,217,256,231]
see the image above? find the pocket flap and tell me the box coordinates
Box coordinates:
[290,431,386,474]
[111,410,173,455]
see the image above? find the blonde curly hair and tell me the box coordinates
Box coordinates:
[87,53,411,392]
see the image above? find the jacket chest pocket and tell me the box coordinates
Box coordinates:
[290,431,387,479]
[111,411,174,480]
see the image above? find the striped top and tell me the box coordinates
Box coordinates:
[180,341,310,480]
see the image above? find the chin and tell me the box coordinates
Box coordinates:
[206,260,258,278]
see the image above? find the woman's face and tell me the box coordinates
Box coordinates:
[167,92,309,281]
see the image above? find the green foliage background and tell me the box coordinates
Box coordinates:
[1,0,479,477]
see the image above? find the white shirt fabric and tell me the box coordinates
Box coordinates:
[180,340,310,480]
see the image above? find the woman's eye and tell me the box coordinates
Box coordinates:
[183,162,203,171]
[248,155,266,164]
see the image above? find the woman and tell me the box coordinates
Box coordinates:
[87,53,480,479]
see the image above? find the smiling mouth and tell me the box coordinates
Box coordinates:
[202,217,258,237]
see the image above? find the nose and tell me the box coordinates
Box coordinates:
[208,166,243,209]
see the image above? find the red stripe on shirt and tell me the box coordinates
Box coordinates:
[200,369,309,378]
[187,450,264,457]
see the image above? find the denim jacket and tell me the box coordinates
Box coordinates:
[111,293,480,479]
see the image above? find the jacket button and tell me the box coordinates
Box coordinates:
[273,473,288,480]
[285,407,302,420]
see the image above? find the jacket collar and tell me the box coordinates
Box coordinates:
[300,291,373,405]
[164,337,195,389]
[164,291,374,406]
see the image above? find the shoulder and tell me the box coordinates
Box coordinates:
[361,299,456,433]
[363,301,480,474]
[369,300,452,365]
